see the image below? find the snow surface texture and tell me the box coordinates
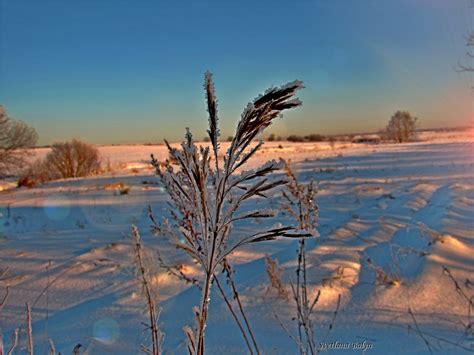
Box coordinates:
[0,131,473,354]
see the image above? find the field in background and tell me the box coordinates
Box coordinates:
[0,129,473,354]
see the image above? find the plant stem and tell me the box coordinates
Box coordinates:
[26,302,33,355]
[197,272,213,355]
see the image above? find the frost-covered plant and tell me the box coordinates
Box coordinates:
[265,255,290,300]
[281,166,320,355]
[151,72,308,354]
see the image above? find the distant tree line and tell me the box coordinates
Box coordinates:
[264,110,419,144]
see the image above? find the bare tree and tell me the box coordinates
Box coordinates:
[458,1,474,73]
[457,31,474,73]
[0,106,38,176]
[385,111,418,143]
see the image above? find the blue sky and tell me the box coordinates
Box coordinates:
[0,0,472,145]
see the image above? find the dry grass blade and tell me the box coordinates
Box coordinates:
[204,71,220,171]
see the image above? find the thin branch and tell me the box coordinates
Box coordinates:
[408,307,433,354]
[322,294,341,343]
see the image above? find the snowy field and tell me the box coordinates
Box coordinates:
[0,130,473,354]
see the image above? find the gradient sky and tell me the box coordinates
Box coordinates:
[0,0,472,145]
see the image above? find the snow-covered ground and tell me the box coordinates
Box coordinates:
[1,130,473,354]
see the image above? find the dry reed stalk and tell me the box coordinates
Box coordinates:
[222,259,260,354]
[214,277,254,354]
[48,339,56,355]
[0,287,8,313]
[150,223,256,353]
[131,226,163,355]
[6,329,19,355]
[151,72,308,354]
[0,267,9,317]
[281,165,320,355]
[26,302,33,355]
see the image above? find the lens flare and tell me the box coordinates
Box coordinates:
[93,317,120,345]
[43,196,71,221]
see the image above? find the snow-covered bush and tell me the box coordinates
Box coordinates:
[151,72,309,354]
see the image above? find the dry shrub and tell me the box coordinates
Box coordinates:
[17,176,36,188]
[304,134,325,142]
[287,135,305,142]
[18,158,52,187]
[365,257,401,287]
[45,139,101,178]
[119,185,131,195]
[17,139,101,186]
[105,181,130,195]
